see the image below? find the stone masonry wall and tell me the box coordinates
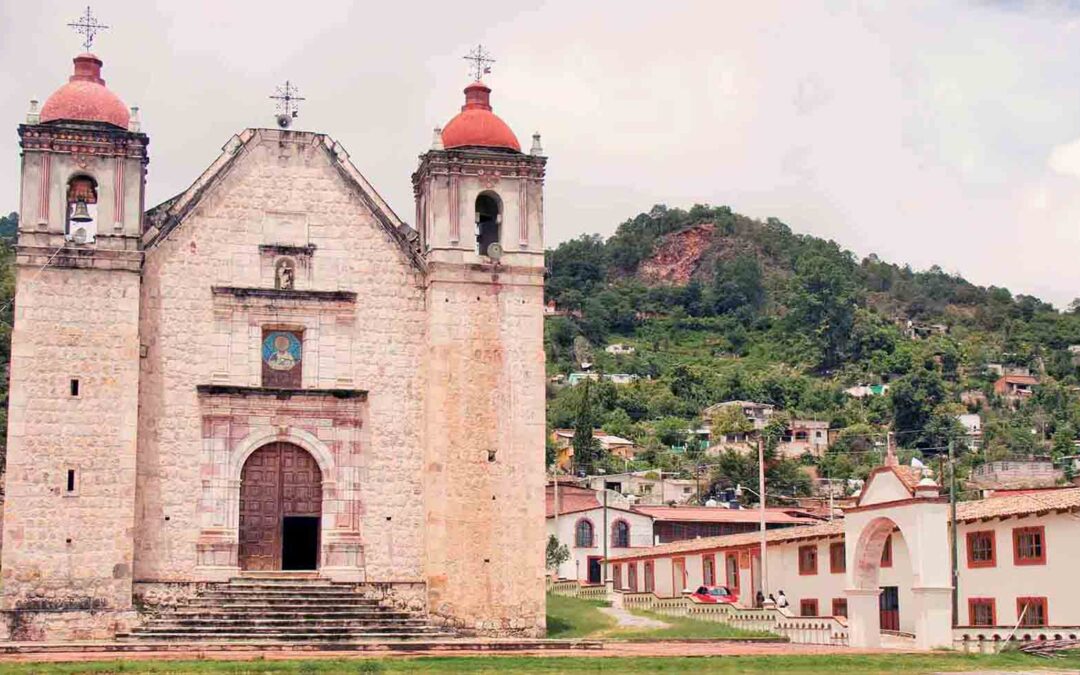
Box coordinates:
[424,263,547,636]
[135,130,426,582]
[1,266,140,612]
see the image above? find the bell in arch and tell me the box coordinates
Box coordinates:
[70,200,92,223]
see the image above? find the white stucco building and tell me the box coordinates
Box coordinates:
[608,462,1080,650]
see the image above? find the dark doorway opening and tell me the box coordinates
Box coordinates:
[587,556,603,584]
[282,516,320,570]
[880,585,900,632]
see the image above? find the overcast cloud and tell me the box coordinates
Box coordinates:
[2,1,1080,305]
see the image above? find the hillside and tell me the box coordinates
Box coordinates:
[544,204,1080,497]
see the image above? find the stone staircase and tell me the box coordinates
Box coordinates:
[120,576,453,643]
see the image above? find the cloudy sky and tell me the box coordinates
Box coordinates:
[2,1,1080,305]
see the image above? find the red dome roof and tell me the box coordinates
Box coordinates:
[40,54,130,129]
[441,82,520,152]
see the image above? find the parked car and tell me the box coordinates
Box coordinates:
[690,585,738,603]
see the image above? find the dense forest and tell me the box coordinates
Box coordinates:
[544,204,1080,501]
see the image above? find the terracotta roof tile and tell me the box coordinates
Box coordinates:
[632,506,820,525]
[608,521,844,562]
[956,486,1080,522]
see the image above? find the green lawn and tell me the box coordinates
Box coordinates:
[2,653,1080,674]
[546,593,776,640]
[545,593,616,638]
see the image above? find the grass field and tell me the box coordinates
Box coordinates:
[545,593,773,640]
[1,653,1079,674]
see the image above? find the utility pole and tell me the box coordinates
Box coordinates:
[758,435,768,599]
[602,488,609,583]
[949,439,958,627]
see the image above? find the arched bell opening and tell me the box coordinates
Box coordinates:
[475,191,502,258]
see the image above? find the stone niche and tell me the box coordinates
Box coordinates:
[193,385,369,582]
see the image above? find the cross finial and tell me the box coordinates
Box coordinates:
[269,80,306,128]
[67,6,109,52]
[464,44,495,82]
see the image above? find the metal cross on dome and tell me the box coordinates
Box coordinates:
[464,44,495,82]
[270,80,305,127]
[67,6,109,52]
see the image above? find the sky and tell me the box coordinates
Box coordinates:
[2,1,1080,305]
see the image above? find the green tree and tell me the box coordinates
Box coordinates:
[572,379,603,473]
[546,534,570,574]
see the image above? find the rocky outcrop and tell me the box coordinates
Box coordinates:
[638,223,716,285]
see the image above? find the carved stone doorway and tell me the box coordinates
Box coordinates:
[239,442,323,571]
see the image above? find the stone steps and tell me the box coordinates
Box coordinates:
[121,577,451,643]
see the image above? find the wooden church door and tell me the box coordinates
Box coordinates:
[239,442,322,571]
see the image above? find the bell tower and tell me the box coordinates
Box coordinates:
[1,38,147,622]
[413,49,548,636]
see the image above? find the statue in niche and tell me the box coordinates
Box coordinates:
[275,258,295,290]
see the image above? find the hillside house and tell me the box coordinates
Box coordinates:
[844,384,890,398]
[584,472,698,505]
[957,413,982,450]
[703,400,775,430]
[552,430,640,471]
[993,374,1038,402]
[969,460,1063,491]
[605,343,636,355]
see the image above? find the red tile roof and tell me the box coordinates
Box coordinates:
[608,521,844,562]
[631,505,820,525]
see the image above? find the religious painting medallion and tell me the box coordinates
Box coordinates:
[261,329,302,388]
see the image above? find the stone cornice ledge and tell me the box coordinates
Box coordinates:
[196,385,368,400]
[211,286,357,302]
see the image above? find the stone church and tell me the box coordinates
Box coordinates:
[1,48,547,639]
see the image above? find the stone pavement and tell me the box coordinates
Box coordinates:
[599,605,670,629]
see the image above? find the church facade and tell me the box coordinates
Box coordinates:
[0,51,547,639]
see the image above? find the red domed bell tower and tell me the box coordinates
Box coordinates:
[413,47,548,636]
[2,9,147,627]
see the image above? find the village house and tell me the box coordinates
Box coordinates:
[631,505,822,543]
[604,343,636,355]
[968,459,1064,492]
[605,460,1080,650]
[704,400,775,430]
[957,413,982,451]
[584,471,698,505]
[993,373,1039,402]
[552,430,640,471]
[546,484,654,583]
[844,383,890,398]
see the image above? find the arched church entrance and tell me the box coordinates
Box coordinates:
[239,442,322,571]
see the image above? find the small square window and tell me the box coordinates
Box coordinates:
[966,530,996,568]
[1017,597,1047,626]
[1013,527,1046,566]
[64,469,77,495]
[969,598,995,627]
[798,545,818,575]
[831,598,848,618]
[70,379,79,397]
[800,598,819,617]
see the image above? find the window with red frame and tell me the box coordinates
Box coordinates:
[798,545,818,575]
[831,598,848,618]
[880,535,893,567]
[1017,597,1048,626]
[966,530,996,568]
[627,563,638,592]
[829,542,846,574]
[968,598,995,627]
[575,519,594,548]
[644,561,655,593]
[726,553,740,590]
[1013,526,1046,566]
[612,520,630,548]
[800,599,819,617]
[703,555,715,586]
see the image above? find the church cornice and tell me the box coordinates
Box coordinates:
[19,123,149,161]
[211,286,357,303]
[196,384,367,401]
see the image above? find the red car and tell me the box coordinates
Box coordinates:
[691,585,738,604]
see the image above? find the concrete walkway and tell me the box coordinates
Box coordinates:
[599,605,670,630]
